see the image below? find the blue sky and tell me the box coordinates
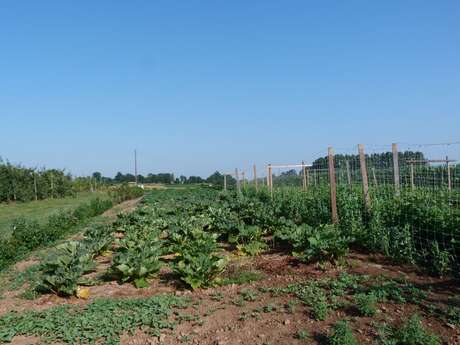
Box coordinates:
[1,1,459,177]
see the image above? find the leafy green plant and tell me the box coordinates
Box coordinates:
[377,314,440,345]
[0,294,188,344]
[174,251,227,290]
[354,292,378,316]
[111,240,162,288]
[37,241,94,296]
[429,241,452,276]
[329,321,359,345]
[295,329,310,341]
[312,294,329,321]
[292,224,350,263]
[173,231,227,289]
[230,225,268,256]
[239,288,258,301]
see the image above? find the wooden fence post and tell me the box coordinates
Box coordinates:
[358,144,371,209]
[33,173,38,201]
[224,174,227,191]
[235,168,241,193]
[328,147,339,224]
[302,161,307,191]
[253,164,258,191]
[268,164,273,196]
[346,160,351,186]
[392,143,400,195]
[372,167,378,186]
[447,156,452,192]
[410,163,415,190]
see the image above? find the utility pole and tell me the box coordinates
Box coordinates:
[134,149,138,186]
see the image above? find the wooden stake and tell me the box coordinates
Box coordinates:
[447,156,452,191]
[224,174,227,191]
[34,173,38,201]
[392,143,400,195]
[358,144,371,209]
[50,173,54,199]
[134,149,138,186]
[372,167,378,186]
[268,164,273,196]
[235,168,241,193]
[328,147,339,224]
[253,164,258,191]
[410,163,415,190]
[346,160,351,186]
[302,161,307,191]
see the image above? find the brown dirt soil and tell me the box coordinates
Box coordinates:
[3,250,460,345]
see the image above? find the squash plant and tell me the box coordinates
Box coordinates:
[229,225,268,256]
[111,240,162,288]
[173,231,227,289]
[292,224,350,263]
[38,241,95,296]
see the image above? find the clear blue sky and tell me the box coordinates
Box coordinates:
[1,1,459,178]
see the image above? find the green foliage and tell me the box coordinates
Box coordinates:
[0,294,188,344]
[292,224,350,263]
[0,187,143,272]
[378,315,440,345]
[108,183,144,204]
[37,241,95,296]
[354,292,378,316]
[312,293,329,321]
[230,225,268,256]
[111,240,162,288]
[329,321,359,345]
[173,231,227,289]
[0,160,73,203]
[429,241,452,276]
[295,329,310,340]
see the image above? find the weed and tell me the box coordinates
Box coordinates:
[240,288,258,301]
[355,292,378,316]
[295,329,310,340]
[329,321,359,345]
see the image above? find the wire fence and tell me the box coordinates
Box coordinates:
[228,142,460,275]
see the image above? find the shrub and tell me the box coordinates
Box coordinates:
[9,218,43,251]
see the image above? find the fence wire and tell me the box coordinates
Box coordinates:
[232,142,460,275]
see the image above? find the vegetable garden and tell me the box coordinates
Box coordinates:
[0,184,458,344]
